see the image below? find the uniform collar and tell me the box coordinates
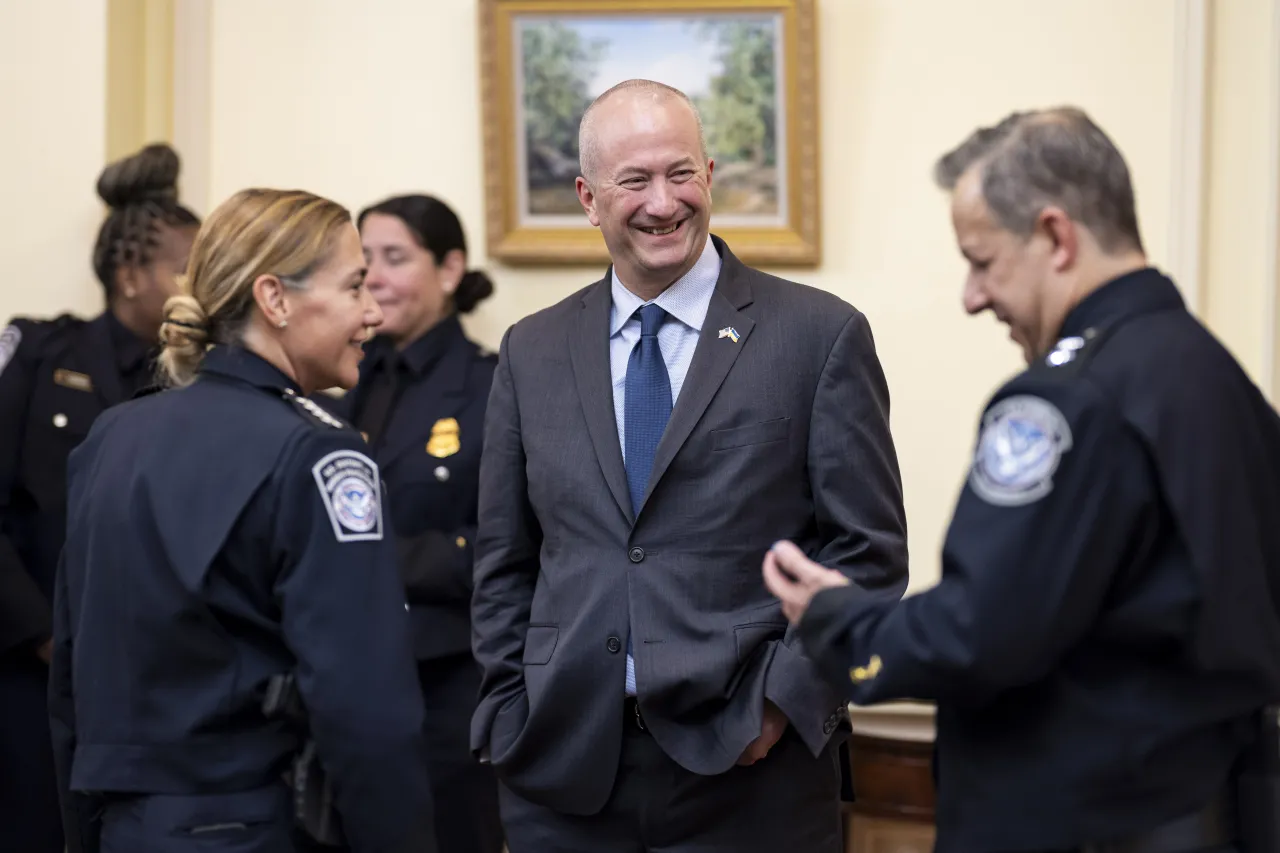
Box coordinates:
[198,345,301,395]
[104,310,156,376]
[366,313,466,378]
[1056,267,1185,341]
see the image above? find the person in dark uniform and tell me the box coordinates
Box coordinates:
[0,142,199,853]
[321,193,502,853]
[47,188,436,853]
[763,107,1280,853]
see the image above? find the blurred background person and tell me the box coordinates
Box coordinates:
[322,193,502,853]
[48,188,436,853]
[0,142,199,853]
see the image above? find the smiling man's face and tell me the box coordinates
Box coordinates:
[576,92,714,297]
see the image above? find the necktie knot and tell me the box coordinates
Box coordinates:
[638,304,667,338]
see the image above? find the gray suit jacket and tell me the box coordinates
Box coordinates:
[470,236,908,814]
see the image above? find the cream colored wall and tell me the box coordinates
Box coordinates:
[187,0,1185,590]
[3,1,1277,591]
[1204,0,1280,391]
[0,1,108,319]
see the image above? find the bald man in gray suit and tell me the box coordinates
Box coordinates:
[470,79,909,853]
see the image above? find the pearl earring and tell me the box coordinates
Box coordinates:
[278,320,288,329]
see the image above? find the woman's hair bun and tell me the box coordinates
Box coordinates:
[454,269,495,314]
[158,293,211,387]
[97,143,182,210]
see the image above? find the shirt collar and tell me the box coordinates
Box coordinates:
[106,310,156,375]
[609,236,721,336]
[198,344,301,394]
[366,314,465,377]
[1056,267,1185,340]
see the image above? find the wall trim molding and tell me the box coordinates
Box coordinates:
[1169,0,1209,316]
[171,0,212,215]
[106,0,175,162]
[848,702,936,744]
[1265,0,1280,402]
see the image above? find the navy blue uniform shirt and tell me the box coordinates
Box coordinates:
[800,268,1280,852]
[323,315,497,661]
[48,345,433,853]
[0,311,153,655]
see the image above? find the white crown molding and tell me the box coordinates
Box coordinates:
[1168,0,1209,316]
[171,0,212,216]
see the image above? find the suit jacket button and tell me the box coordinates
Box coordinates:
[628,547,645,563]
[606,636,622,654]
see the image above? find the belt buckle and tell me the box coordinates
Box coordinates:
[633,700,647,731]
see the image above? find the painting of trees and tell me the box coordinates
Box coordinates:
[517,13,782,218]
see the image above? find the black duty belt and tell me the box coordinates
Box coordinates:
[1076,792,1234,853]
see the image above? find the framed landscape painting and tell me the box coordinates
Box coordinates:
[478,0,821,266]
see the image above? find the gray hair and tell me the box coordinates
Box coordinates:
[934,107,1144,254]
[578,79,708,183]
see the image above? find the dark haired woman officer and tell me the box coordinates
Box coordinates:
[0,142,199,853]
[327,194,502,853]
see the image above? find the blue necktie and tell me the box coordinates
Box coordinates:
[623,304,671,695]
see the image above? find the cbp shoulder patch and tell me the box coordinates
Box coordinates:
[970,395,1073,507]
[312,449,383,542]
[0,324,21,377]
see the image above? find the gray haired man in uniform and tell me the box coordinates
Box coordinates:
[765,107,1280,853]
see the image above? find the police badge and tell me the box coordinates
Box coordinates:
[426,417,461,458]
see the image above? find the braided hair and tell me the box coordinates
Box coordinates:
[91,143,200,297]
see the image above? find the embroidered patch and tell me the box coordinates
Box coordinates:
[311,449,383,542]
[0,325,20,377]
[969,395,1073,507]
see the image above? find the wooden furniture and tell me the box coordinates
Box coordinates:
[842,702,937,853]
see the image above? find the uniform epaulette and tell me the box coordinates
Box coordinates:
[1,313,86,375]
[1036,325,1115,377]
[282,388,350,430]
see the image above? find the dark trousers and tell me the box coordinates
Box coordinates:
[499,709,843,853]
[418,654,503,853]
[99,784,295,853]
[0,655,63,853]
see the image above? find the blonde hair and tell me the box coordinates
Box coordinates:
[159,188,354,387]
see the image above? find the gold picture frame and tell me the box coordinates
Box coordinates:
[478,0,820,266]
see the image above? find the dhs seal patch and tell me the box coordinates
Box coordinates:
[0,324,20,377]
[312,449,383,542]
[970,395,1073,507]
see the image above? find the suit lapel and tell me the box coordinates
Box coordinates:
[642,244,755,512]
[569,276,633,524]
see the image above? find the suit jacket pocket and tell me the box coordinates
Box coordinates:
[733,621,788,663]
[522,625,559,665]
[711,418,790,451]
